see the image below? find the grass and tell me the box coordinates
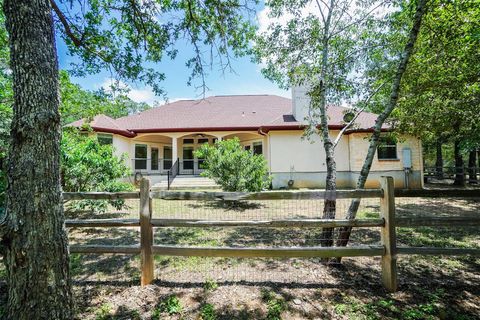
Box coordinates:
[200,303,217,320]
[0,194,476,319]
[261,289,287,320]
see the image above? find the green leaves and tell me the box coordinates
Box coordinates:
[194,138,271,192]
[395,0,480,149]
[61,130,133,212]
[53,0,257,95]
[59,71,151,125]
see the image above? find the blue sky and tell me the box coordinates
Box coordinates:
[55,4,290,106]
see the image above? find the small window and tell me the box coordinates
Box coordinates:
[253,142,263,155]
[97,133,113,145]
[377,137,397,160]
[135,144,147,170]
[198,138,209,144]
[151,148,159,171]
[183,138,194,144]
[244,145,251,152]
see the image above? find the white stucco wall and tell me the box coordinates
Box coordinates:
[268,130,350,172]
[268,130,423,189]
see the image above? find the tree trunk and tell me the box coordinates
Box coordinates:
[468,150,477,184]
[335,0,427,250]
[321,141,336,247]
[435,139,443,179]
[453,140,464,186]
[316,0,337,248]
[3,0,73,318]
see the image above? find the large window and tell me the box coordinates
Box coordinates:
[253,142,263,155]
[377,137,398,160]
[97,133,113,145]
[151,148,159,170]
[135,144,147,170]
[163,146,172,170]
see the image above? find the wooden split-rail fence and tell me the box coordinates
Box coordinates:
[64,177,480,292]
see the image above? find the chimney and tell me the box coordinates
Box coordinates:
[292,85,311,124]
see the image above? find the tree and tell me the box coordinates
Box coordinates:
[61,130,133,212]
[59,71,151,125]
[2,0,73,318]
[255,0,427,246]
[195,138,271,192]
[1,0,256,318]
[392,0,480,186]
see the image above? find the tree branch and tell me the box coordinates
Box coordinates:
[332,82,387,148]
[50,0,84,47]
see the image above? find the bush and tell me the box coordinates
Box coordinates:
[61,130,133,212]
[194,138,271,192]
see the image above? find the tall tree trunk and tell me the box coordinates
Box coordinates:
[2,0,73,318]
[468,150,477,184]
[453,140,464,186]
[435,139,443,179]
[335,0,427,250]
[315,0,337,247]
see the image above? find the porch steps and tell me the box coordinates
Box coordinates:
[152,176,220,190]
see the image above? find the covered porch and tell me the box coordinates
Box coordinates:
[130,131,267,178]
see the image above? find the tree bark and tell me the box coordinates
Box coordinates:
[453,140,464,186]
[335,0,428,249]
[468,150,477,184]
[314,0,337,248]
[435,138,443,179]
[3,0,73,318]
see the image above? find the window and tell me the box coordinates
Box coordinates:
[244,145,251,152]
[253,142,263,155]
[377,137,398,160]
[135,144,147,170]
[183,138,194,144]
[97,133,113,145]
[183,147,194,170]
[151,148,159,170]
[163,146,172,170]
[198,138,209,144]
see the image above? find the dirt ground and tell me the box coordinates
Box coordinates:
[0,191,479,319]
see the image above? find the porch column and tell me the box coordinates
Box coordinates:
[172,137,178,162]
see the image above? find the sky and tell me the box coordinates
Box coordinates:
[55,3,290,106]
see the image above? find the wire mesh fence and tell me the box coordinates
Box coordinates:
[63,192,479,285]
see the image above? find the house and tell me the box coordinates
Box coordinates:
[67,88,424,189]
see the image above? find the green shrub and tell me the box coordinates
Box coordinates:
[194,138,271,192]
[154,295,182,316]
[61,130,133,212]
[200,303,217,320]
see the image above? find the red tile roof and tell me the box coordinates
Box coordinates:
[66,114,135,137]
[67,95,385,136]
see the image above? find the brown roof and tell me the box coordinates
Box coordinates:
[66,114,135,137]
[67,95,385,136]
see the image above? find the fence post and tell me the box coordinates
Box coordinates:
[380,176,398,292]
[140,178,154,285]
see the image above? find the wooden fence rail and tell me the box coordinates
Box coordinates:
[64,177,480,292]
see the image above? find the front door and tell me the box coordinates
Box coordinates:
[182,146,194,173]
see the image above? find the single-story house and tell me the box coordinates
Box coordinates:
[68,88,423,189]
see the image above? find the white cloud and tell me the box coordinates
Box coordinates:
[99,78,158,105]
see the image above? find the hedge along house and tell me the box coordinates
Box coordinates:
[67,89,424,189]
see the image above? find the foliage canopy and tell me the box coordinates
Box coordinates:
[195,138,271,192]
[61,130,133,212]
